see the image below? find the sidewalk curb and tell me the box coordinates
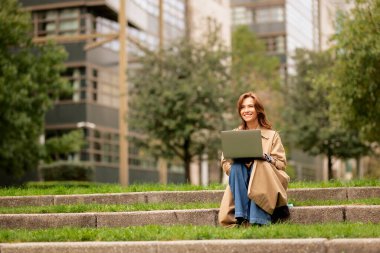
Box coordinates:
[1,238,380,253]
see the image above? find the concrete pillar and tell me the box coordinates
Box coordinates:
[190,156,200,185]
[200,153,209,186]
[158,158,167,184]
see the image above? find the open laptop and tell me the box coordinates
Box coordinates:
[221,129,263,159]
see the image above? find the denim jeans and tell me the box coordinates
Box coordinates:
[229,162,271,225]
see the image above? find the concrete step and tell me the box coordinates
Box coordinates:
[1,238,380,253]
[0,205,379,229]
[0,187,379,207]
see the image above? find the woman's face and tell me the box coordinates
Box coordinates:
[240,97,258,123]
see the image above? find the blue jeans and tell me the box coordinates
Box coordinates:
[229,162,271,225]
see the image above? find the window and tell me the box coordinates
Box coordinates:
[254,6,284,24]
[61,65,118,107]
[275,36,285,53]
[232,7,253,25]
[34,8,83,37]
[263,36,286,54]
[61,67,86,102]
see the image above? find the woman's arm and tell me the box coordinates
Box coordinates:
[268,132,287,170]
[221,153,232,176]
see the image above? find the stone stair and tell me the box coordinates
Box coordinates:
[0,205,380,229]
[0,187,379,252]
[1,187,379,207]
[1,239,380,253]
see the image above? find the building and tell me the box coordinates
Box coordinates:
[20,0,231,184]
[187,0,231,46]
[318,0,354,51]
[231,0,320,79]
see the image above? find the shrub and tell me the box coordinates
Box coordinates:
[39,161,94,181]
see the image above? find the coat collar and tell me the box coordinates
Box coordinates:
[260,129,273,140]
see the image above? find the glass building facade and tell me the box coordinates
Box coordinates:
[20,0,187,183]
[231,0,319,79]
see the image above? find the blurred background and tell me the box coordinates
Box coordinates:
[1,0,379,186]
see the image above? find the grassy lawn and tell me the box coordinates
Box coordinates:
[0,182,225,196]
[290,198,380,206]
[0,223,379,243]
[288,179,380,188]
[0,202,220,214]
[0,179,378,196]
[0,198,379,214]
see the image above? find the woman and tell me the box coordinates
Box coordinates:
[219,92,290,227]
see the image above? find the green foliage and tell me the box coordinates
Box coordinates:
[43,130,85,163]
[231,26,280,92]
[39,162,93,181]
[231,26,283,128]
[286,49,370,179]
[129,31,230,182]
[0,0,68,178]
[333,0,380,142]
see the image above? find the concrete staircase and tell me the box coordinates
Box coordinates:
[0,187,379,252]
[1,239,380,253]
[1,187,379,207]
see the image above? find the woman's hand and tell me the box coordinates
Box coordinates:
[263,153,273,164]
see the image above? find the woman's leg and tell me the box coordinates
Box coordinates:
[248,201,271,225]
[247,166,271,225]
[229,163,250,220]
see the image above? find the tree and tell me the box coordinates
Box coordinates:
[333,0,380,142]
[129,33,230,183]
[286,49,370,179]
[231,26,283,128]
[231,26,280,92]
[43,130,85,163]
[0,0,68,178]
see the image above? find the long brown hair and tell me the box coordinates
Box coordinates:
[237,92,272,130]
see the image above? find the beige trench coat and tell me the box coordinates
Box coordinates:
[218,128,290,227]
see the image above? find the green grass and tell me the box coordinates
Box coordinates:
[0,223,379,243]
[290,198,380,206]
[0,179,378,197]
[1,198,379,214]
[288,179,380,188]
[0,183,225,197]
[0,202,220,214]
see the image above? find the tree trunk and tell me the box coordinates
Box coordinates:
[184,158,191,183]
[327,149,333,180]
[183,138,191,183]
[356,156,362,179]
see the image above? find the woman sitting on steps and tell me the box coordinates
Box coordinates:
[219,92,290,227]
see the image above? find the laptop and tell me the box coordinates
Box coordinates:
[221,130,263,159]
